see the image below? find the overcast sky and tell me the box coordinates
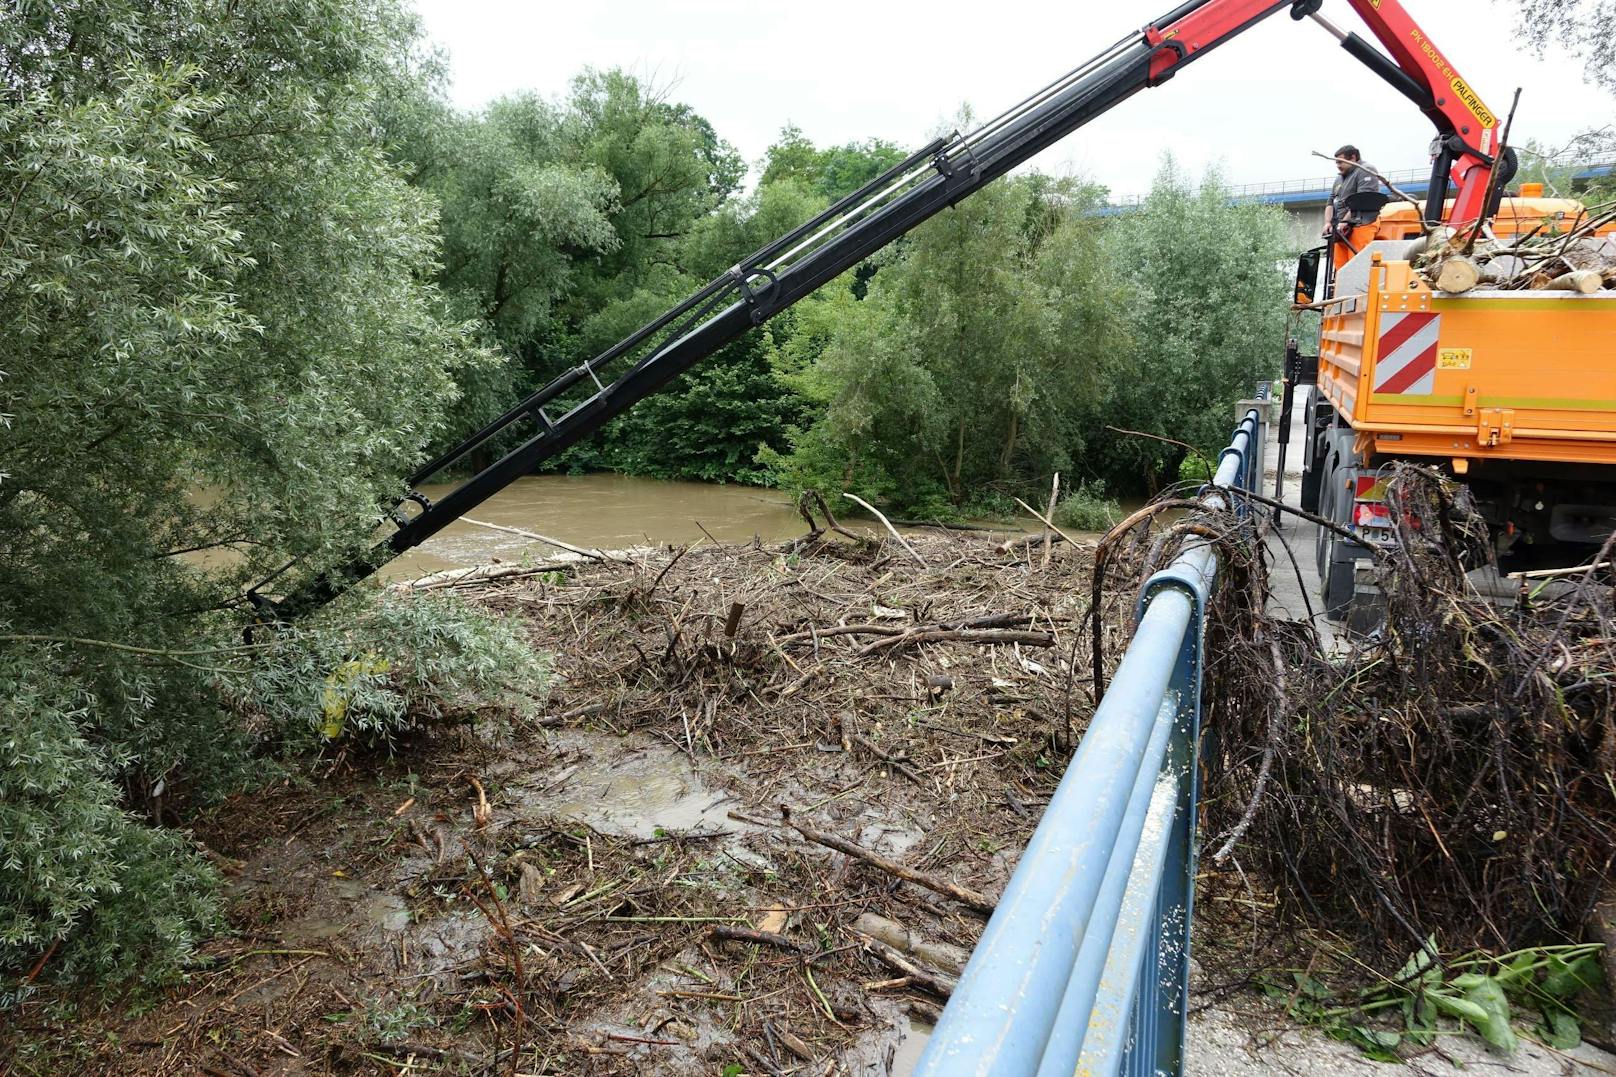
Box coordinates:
[412,1,1613,198]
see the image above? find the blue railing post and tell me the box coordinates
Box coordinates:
[1125,557,1210,1074]
[916,407,1261,1077]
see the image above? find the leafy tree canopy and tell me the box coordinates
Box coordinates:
[1502,0,1616,94]
[760,123,907,201]
[0,0,514,988]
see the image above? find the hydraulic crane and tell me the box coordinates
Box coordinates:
[269,0,1507,617]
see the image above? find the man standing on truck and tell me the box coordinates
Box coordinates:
[1326,145,1383,270]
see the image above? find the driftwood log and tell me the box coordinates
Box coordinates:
[781,809,997,914]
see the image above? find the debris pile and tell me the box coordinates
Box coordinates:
[7,521,1142,1074]
[1204,465,1616,969]
[1411,208,1616,294]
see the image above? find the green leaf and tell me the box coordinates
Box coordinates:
[1540,954,1600,1000]
[1541,1009,1581,1050]
[1429,991,1491,1026]
[1461,978,1519,1052]
[1256,975,1290,1001]
[1496,952,1538,985]
[1406,994,1438,1047]
[1293,972,1333,1001]
[1328,1024,1401,1062]
[1395,940,1442,987]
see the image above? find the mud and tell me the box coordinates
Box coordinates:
[493,733,748,841]
[6,530,1112,1075]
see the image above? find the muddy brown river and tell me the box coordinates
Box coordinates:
[388,473,1043,580]
[389,474,810,578]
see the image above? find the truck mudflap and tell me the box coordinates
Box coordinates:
[1318,466,1399,629]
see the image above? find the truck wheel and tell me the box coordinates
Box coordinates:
[1318,461,1356,620]
[1313,452,1337,579]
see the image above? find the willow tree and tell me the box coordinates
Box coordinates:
[1089,161,1292,490]
[771,173,1127,514]
[1,0,493,987]
[1504,0,1616,93]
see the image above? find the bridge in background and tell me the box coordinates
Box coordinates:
[1102,157,1616,248]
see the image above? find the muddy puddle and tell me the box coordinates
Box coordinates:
[893,1016,936,1074]
[495,733,749,840]
[281,880,409,942]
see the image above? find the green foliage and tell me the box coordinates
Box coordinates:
[1052,482,1123,532]
[1263,941,1608,1060]
[0,0,508,992]
[1090,160,1291,490]
[0,651,219,1001]
[760,123,907,200]
[394,68,753,461]
[768,167,1131,513]
[1176,452,1216,487]
[231,590,551,749]
[595,333,807,485]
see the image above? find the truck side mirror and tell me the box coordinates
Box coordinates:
[1295,246,1324,305]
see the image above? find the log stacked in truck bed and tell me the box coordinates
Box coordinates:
[1409,213,1616,295]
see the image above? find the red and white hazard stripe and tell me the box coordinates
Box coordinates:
[1372,311,1441,395]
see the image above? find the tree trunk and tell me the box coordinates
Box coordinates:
[950,419,966,505]
[1546,269,1603,293]
[999,412,1019,475]
[1431,256,1481,294]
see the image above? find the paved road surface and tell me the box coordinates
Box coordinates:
[1262,387,1344,649]
[1195,392,1616,1072]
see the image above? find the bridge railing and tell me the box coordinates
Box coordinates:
[1105,156,1616,210]
[915,407,1265,1077]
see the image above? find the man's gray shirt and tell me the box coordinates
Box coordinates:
[1331,163,1382,225]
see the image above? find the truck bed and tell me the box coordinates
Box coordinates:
[1318,258,1616,466]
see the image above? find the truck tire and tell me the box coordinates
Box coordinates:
[1314,448,1337,579]
[1299,397,1330,514]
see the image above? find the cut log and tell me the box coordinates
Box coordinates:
[1430,256,1481,294]
[1405,227,1456,262]
[1546,270,1603,294]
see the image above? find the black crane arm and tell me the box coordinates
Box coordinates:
[271,0,1469,617]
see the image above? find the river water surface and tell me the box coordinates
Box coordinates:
[387,473,1069,580]
[391,474,854,578]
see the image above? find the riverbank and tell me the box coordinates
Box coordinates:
[7,530,1110,1074]
[11,521,1612,1075]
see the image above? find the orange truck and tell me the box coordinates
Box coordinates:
[1297,192,1616,617]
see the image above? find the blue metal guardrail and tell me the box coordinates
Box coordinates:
[916,406,1267,1077]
